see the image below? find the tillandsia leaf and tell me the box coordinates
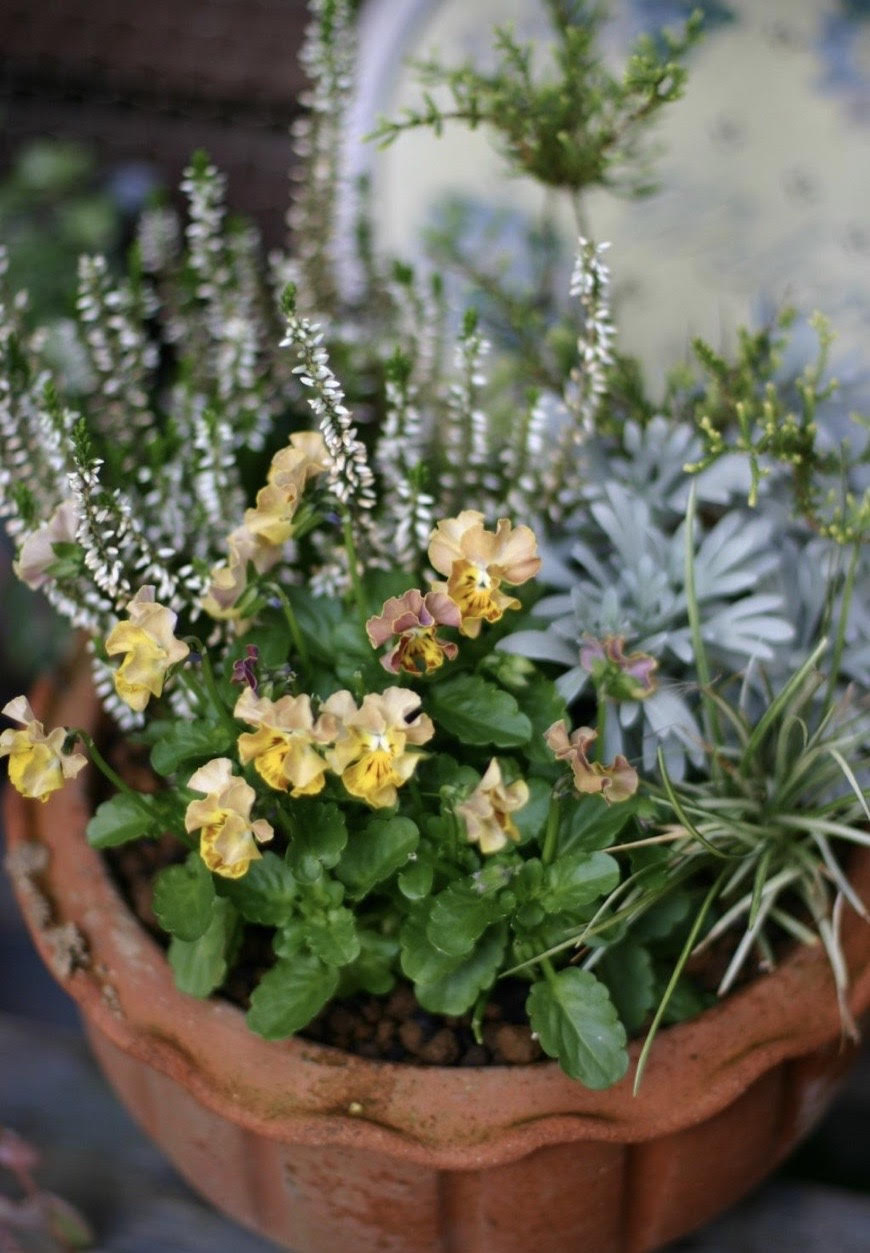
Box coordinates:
[634,873,726,1094]
[740,637,829,771]
[527,967,628,1089]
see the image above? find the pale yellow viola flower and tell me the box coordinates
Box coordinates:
[324,688,434,809]
[14,498,79,590]
[0,696,87,803]
[267,430,328,489]
[544,721,638,804]
[105,586,190,712]
[427,511,541,638]
[234,687,334,797]
[185,757,274,879]
[456,758,529,855]
[244,430,329,548]
[201,526,279,622]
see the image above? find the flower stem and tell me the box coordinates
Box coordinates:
[541,794,560,864]
[186,641,237,739]
[342,512,369,636]
[268,582,312,677]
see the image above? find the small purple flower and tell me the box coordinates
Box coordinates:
[231,644,260,692]
[580,635,658,701]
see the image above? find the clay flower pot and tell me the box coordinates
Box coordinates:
[6,660,870,1253]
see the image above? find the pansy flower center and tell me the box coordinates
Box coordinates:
[448,560,502,621]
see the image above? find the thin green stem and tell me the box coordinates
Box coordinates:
[540,955,558,986]
[268,583,312,677]
[185,641,238,739]
[684,483,722,773]
[342,513,369,636]
[541,794,561,864]
[825,541,859,713]
[633,871,726,1094]
[595,695,608,761]
[75,730,146,803]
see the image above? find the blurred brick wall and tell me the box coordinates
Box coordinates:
[0,0,312,241]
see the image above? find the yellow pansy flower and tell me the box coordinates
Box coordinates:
[456,758,529,854]
[324,688,434,809]
[184,757,274,879]
[105,586,190,712]
[427,511,541,638]
[234,687,334,797]
[0,696,87,803]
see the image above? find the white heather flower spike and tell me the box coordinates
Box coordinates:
[281,292,383,555]
[441,315,493,512]
[288,0,356,311]
[546,236,615,519]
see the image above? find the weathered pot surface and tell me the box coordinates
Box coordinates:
[5,659,870,1252]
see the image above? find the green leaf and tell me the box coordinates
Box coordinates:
[285,800,348,877]
[426,882,507,958]
[273,920,308,961]
[512,775,552,844]
[153,853,215,941]
[427,675,533,748]
[558,795,641,856]
[283,587,342,663]
[541,851,620,914]
[336,815,419,898]
[168,899,237,998]
[229,619,290,670]
[246,954,339,1039]
[86,792,159,848]
[527,969,628,1088]
[307,906,360,966]
[150,719,234,777]
[337,931,399,998]
[398,859,434,900]
[598,943,655,1034]
[514,676,568,768]
[631,891,691,942]
[219,851,297,926]
[415,924,508,1016]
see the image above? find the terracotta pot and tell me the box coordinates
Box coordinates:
[5,660,870,1252]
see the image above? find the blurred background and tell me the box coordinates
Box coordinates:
[0,1,868,1248]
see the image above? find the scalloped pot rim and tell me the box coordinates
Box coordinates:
[5,661,870,1173]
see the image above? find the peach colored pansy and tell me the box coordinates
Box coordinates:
[366,588,461,675]
[185,757,274,879]
[544,721,638,804]
[14,498,79,590]
[234,687,334,797]
[456,758,529,854]
[0,696,87,803]
[427,511,541,638]
[324,687,434,809]
[105,586,190,712]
